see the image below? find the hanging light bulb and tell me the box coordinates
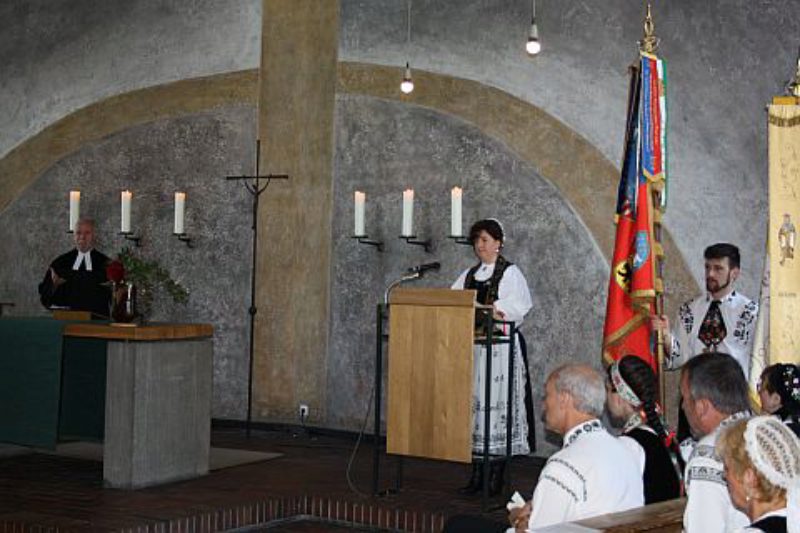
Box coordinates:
[526,0,541,56]
[400,0,415,94]
[401,62,414,94]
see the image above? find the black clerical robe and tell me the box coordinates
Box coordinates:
[38,249,111,317]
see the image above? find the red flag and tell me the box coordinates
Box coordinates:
[603,54,665,371]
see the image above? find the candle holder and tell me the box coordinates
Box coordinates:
[399,235,431,253]
[119,231,142,247]
[448,235,472,246]
[174,233,194,248]
[352,235,384,251]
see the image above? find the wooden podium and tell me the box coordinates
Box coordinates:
[386,288,475,463]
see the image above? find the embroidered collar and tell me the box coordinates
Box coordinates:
[563,419,604,448]
[705,290,737,304]
[715,410,751,436]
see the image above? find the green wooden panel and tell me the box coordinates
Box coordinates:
[59,337,107,441]
[0,318,65,448]
[0,318,107,448]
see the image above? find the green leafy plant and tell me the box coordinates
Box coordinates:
[116,247,189,318]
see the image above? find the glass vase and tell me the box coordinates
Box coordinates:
[111,281,137,323]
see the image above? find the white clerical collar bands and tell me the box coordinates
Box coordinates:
[72,250,92,271]
[564,419,603,448]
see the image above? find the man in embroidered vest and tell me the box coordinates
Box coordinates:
[38,217,111,317]
[443,364,643,532]
[680,352,751,533]
[651,242,757,441]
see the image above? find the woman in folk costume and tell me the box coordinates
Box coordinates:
[606,355,683,504]
[716,416,800,533]
[758,363,800,438]
[451,218,534,495]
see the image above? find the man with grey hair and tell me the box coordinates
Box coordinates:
[443,363,643,532]
[680,352,751,533]
[510,363,644,529]
[38,217,111,317]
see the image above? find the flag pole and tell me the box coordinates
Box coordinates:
[639,4,668,409]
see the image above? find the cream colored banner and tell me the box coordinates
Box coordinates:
[767,104,800,364]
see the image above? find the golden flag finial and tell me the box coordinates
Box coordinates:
[640,3,659,54]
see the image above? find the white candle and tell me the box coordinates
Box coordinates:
[451,186,463,237]
[354,191,366,237]
[401,189,414,237]
[174,192,186,234]
[69,191,80,232]
[120,190,132,233]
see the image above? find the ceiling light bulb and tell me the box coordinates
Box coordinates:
[400,63,414,94]
[526,20,541,55]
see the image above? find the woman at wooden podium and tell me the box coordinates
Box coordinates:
[451,218,534,495]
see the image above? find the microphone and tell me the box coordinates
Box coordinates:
[407,262,441,275]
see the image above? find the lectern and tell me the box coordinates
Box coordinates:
[386,288,475,463]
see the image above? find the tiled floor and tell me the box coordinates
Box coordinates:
[0,426,543,532]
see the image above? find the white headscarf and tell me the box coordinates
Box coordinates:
[744,415,800,533]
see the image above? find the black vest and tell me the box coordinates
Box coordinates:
[625,427,681,504]
[749,515,787,533]
[464,256,513,304]
[464,256,512,331]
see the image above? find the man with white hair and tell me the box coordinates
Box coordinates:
[509,363,644,529]
[38,217,111,317]
[443,363,643,532]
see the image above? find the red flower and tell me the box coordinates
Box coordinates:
[106,260,125,283]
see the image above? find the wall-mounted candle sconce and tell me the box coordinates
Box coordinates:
[119,190,141,247]
[448,186,471,245]
[399,188,431,252]
[173,192,194,248]
[352,191,383,251]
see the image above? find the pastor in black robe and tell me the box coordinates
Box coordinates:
[38,249,111,317]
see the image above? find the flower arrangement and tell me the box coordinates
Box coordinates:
[105,248,189,321]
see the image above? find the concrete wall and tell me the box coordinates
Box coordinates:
[0,0,261,160]
[4,0,793,291]
[1,0,795,453]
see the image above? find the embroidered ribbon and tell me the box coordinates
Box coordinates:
[610,361,642,407]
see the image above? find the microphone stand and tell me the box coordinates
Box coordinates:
[373,268,432,495]
[226,139,289,438]
[383,272,421,306]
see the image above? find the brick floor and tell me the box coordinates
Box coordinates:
[0,426,543,532]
